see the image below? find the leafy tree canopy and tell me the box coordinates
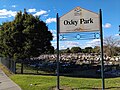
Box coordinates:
[71,47,81,53]
[0,10,53,60]
[83,47,93,53]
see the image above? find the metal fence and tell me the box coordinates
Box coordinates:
[0,57,16,73]
[0,55,120,77]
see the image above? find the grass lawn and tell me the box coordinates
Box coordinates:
[1,63,120,90]
[10,74,120,90]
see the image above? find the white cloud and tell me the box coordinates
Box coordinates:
[49,29,57,40]
[51,41,57,49]
[65,41,79,46]
[12,5,16,8]
[49,29,56,34]
[52,41,81,50]
[115,34,120,37]
[85,39,100,48]
[33,10,47,16]
[60,41,80,49]
[0,9,17,18]
[52,39,101,50]
[53,34,57,40]
[27,8,36,13]
[0,16,7,18]
[43,14,49,17]
[103,23,111,28]
[46,18,56,24]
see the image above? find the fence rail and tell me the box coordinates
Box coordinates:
[0,57,16,73]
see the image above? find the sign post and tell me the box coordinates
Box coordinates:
[56,13,60,90]
[56,7,105,90]
[99,9,105,90]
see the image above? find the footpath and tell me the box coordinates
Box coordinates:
[0,69,22,90]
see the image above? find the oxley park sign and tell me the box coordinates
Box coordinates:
[56,7,105,90]
[59,6,100,33]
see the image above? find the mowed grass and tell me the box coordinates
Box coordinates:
[10,74,120,90]
[1,63,120,90]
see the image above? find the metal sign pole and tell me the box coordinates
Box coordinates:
[99,9,105,90]
[56,13,60,90]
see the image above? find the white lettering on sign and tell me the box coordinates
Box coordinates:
[59,6,100,33]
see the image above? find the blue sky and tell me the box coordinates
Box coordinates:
[0,0,120,49]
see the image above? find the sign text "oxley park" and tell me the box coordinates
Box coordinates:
[63,18,94,26]
[59,7,100,33]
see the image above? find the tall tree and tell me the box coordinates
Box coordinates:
[0,10,53,73]
[104,36,120,57]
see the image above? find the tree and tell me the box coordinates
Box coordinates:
[0,10,53,73]
[71,47,81,53]
[45,46,54,54]
[93,46,100,53]
[104,36,120,57]
[83,47,93,53]
[65,48,71,53]
[113,46,120,56]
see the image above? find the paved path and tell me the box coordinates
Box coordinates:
[0,69,22,90]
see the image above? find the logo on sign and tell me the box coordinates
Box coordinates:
[74,7,82,16]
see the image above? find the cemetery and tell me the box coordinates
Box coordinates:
[14,53,120,78]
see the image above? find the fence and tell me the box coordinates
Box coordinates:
[0,57,16,73]
[0,55,120,77]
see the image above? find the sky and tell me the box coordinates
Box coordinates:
[0,0,120,49]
